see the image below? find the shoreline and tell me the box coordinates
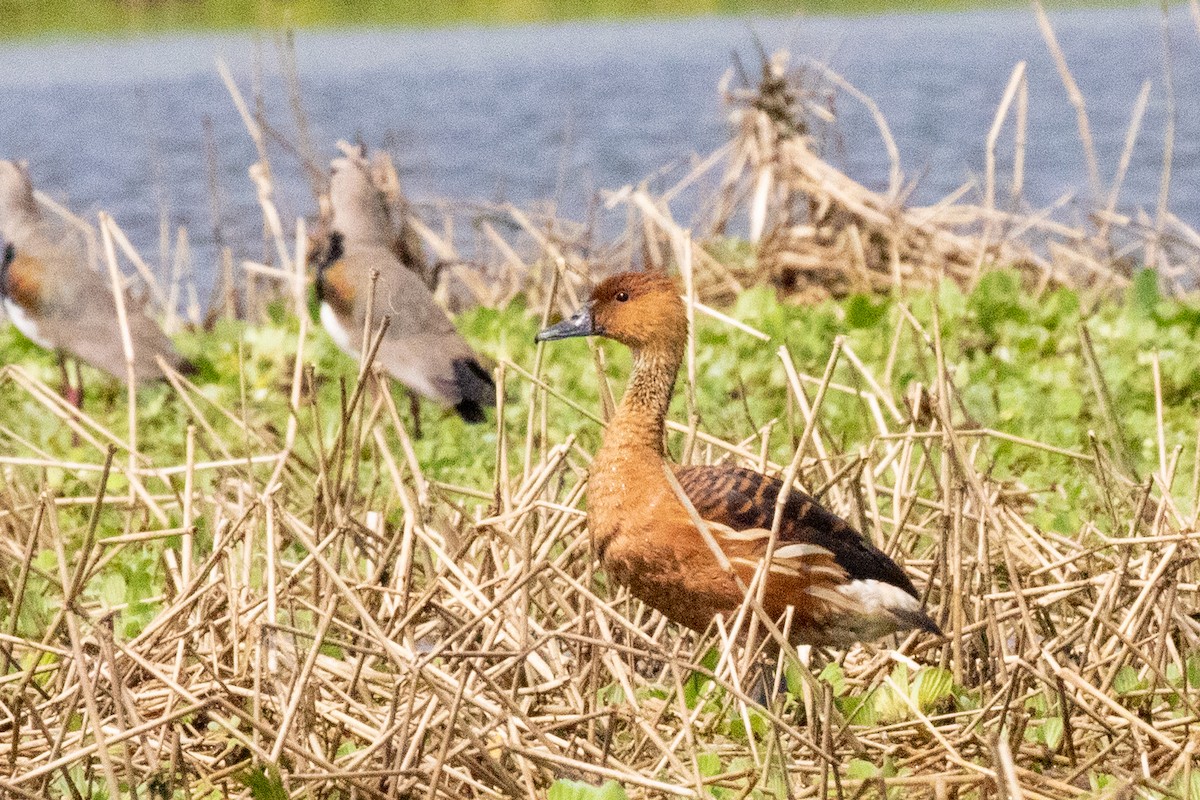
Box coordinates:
[0,0,1140,43]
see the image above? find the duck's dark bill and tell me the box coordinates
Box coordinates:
[535,303,597,342]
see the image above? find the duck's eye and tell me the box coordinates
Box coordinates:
[615,291,629,302]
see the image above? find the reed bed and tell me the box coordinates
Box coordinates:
[3,10,1200,799]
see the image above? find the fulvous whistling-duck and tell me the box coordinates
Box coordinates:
[314,151,495,424]
[536,271,940,647]
[0,160,193,404]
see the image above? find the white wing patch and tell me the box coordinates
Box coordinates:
[4,298,53,349]
[320,302,356,356]
[774,542,837,560]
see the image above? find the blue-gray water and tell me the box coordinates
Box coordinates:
[0,6,1197,291]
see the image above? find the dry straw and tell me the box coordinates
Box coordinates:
[3,12,1200,800]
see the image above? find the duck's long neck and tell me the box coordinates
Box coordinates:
[601,339,685,457]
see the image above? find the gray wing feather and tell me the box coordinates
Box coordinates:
[338,246,488,405]
[34,239,185,382]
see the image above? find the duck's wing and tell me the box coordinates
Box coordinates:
[674,464,920,596]
[673,464,940,642]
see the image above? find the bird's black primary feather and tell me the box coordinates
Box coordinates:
[0,242,14,298]
[455,399,487,424]
[452,358,496,424]
[674,465,920,598]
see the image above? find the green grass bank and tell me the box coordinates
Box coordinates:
[0,0,1138,40]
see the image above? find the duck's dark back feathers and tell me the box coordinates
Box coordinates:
[674,464,920,598]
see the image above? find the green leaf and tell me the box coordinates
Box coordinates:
[818,660,846,696]
[844,294,889,329]
[840,692,878,726]
[1113,665,1142,696]
[1041,716,1063,751]
[870,664,911,724]
[912,667,954,711]
[98,572,126,608]
[684,647,720,708]
[845,759,878,780]
[1187,655,1200,689]
[969,269,1026,335]
[695,751,722,778]
[596,683,625,706]
[307,281,322,323]
[1177,769,1200,800]
[547,779,628,800]
[729,708,770,742]
[761,764,790,800]
[1129,268,1160,317]
[237,766,288,800]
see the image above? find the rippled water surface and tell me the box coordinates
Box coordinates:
[0,7,1197,285]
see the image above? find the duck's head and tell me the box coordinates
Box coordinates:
[536,271,687,350]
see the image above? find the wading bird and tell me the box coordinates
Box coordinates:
[0,161,192,405]
[313,151,495,427]
[536,271,940,647]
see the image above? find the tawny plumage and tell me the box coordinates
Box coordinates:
[0,160,192,393]
[314,152,495,424]
[536,271,940,647]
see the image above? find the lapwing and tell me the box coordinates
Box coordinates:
[0,160,193,405]
[313,152,495,426]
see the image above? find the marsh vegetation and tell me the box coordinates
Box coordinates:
[3,7,1200,799]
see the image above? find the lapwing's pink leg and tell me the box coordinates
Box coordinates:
[57,353,69,397]
[56,353,75,406]
[57,353,83,409]
[71,359,84,409]
[408,389,423,440]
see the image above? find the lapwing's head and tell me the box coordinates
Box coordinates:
[328,148,392,249]
[0,161,38,241]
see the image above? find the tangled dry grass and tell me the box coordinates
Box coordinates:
[4,7,1200,799]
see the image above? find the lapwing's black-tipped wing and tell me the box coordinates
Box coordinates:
[0,241,14,297]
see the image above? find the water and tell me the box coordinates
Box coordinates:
[0,6,1197,295]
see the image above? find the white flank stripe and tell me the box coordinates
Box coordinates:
[774,542,835,560]
[711,524,771,542]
